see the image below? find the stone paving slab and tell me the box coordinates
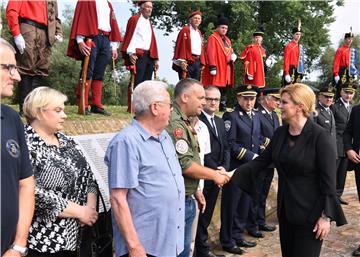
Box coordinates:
[207,171,359,257]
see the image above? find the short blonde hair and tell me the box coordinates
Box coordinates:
[23,87,67,123]
[280,83,316,118]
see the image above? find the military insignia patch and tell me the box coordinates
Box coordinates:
[173,128,184,138]
[261,110,266,114]
[224,120,231,132]
[176,139,188,154]
[6,139,20,158]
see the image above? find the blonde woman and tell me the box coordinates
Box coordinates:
[23,87,98,257]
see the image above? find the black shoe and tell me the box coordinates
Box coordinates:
[236,239,257,248]
[222,246,245,255]
[85,108,91,115]
[196,250,225,257]
[259,224,276,232]
[248,230,264,238]
[90,105,111,116]
[338,197,349,205]
[353,246,360,257]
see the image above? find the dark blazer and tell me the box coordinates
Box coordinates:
[314,103,337,156]
[331,99,351,157]
[222,105,263,169]
[344,104,360,159]
[199,112,230,171]
[232,119,347,226]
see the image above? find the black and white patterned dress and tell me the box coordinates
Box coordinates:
[24,125,97,253]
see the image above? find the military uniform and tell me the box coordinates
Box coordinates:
[166,102,200,257]
[331,83,357,200]
[220,85,264,249]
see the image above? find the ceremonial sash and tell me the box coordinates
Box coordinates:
[297,44,305,74]
[349,48,358,76]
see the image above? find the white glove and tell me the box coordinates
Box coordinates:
[231,53,237,62]
[14,34,25,54]
[265,58,272,67]
[285,74,291,83]
[54,34,63,43]
[354,75,358,81]
[247,75,253,80]
[252,153,259,160]
[210,69,217,75]
[334,75,340,83]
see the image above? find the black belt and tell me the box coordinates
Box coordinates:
[192,54,200,60]
[19,18,47,30]
[185,194,194,200]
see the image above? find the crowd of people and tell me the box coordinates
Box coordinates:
[1,0,360,257]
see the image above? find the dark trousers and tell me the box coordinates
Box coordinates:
[195,180,220,254]
[18,74,43,113]
[82,35,111,81]
[27,249,76,257]
[219,87,228,111]
[279,209,322,257]
[336,157,348,197]
[355,165,360,201]
[177,60,201,81]
[220,181,245,248]
[134,53,154,86]
[257,168,274,226]
[236,193,256,233]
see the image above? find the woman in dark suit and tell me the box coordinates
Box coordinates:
[229,83,347,257]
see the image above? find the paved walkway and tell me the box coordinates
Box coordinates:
[208,171,360,257]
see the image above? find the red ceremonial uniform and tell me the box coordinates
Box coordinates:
[202,31,234,87]
[121,14,158,67]
[240,44,266,87]
[173,25,206,67]
[283,40,300,75]
[67,0,121,61]
[333,44,350,76]
[6,1,47,37]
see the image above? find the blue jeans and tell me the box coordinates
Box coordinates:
[178,197,196,257]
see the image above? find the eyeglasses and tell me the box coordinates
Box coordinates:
[154,101,173,109]
[0,64,19,76]
[205,97,220,102]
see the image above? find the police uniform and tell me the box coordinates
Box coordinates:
[331,82,357,201]
[314,85,337,155]
[220,85,265,250]
[166,103,200,257]
[256,88,280,230]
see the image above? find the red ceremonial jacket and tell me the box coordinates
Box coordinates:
[67,0,122,61]
[202,31,234,87]
[240,43,266,88]
[333,44,350,76]
[283,40,300,75]
[172,25,206,69]
[121,14,159,67]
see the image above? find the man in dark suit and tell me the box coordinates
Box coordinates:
[331,82,356,204]
[344,102,360,256]
[253,88,281,233]
[195,86,229,257]
[220,85,264,254]
[314,85,337,154]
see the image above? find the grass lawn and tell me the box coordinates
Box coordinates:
[6,104,132,121]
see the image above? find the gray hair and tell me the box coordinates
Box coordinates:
[174,78,201,98]
[133,80,168,116]
[0,37,16,54]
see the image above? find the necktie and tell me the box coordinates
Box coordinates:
[211,117,218,137]
[247,112,252,120]
[347,105,351,113]
[325,108,331,116]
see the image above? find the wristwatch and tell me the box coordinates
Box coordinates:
[10,244,28,256]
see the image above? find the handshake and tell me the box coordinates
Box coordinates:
[213,166,235,187]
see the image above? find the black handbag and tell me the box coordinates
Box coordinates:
[78,188,113,257]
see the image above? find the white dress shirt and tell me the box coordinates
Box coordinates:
[126,14,152,54]
[190,25,202,56]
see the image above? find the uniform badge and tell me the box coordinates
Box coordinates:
[173,127,184,138]
[239,111,243,116]
[6,139,20,158]
[176,139,188,154]
[261,110,266,114]
[224,120,231,132]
